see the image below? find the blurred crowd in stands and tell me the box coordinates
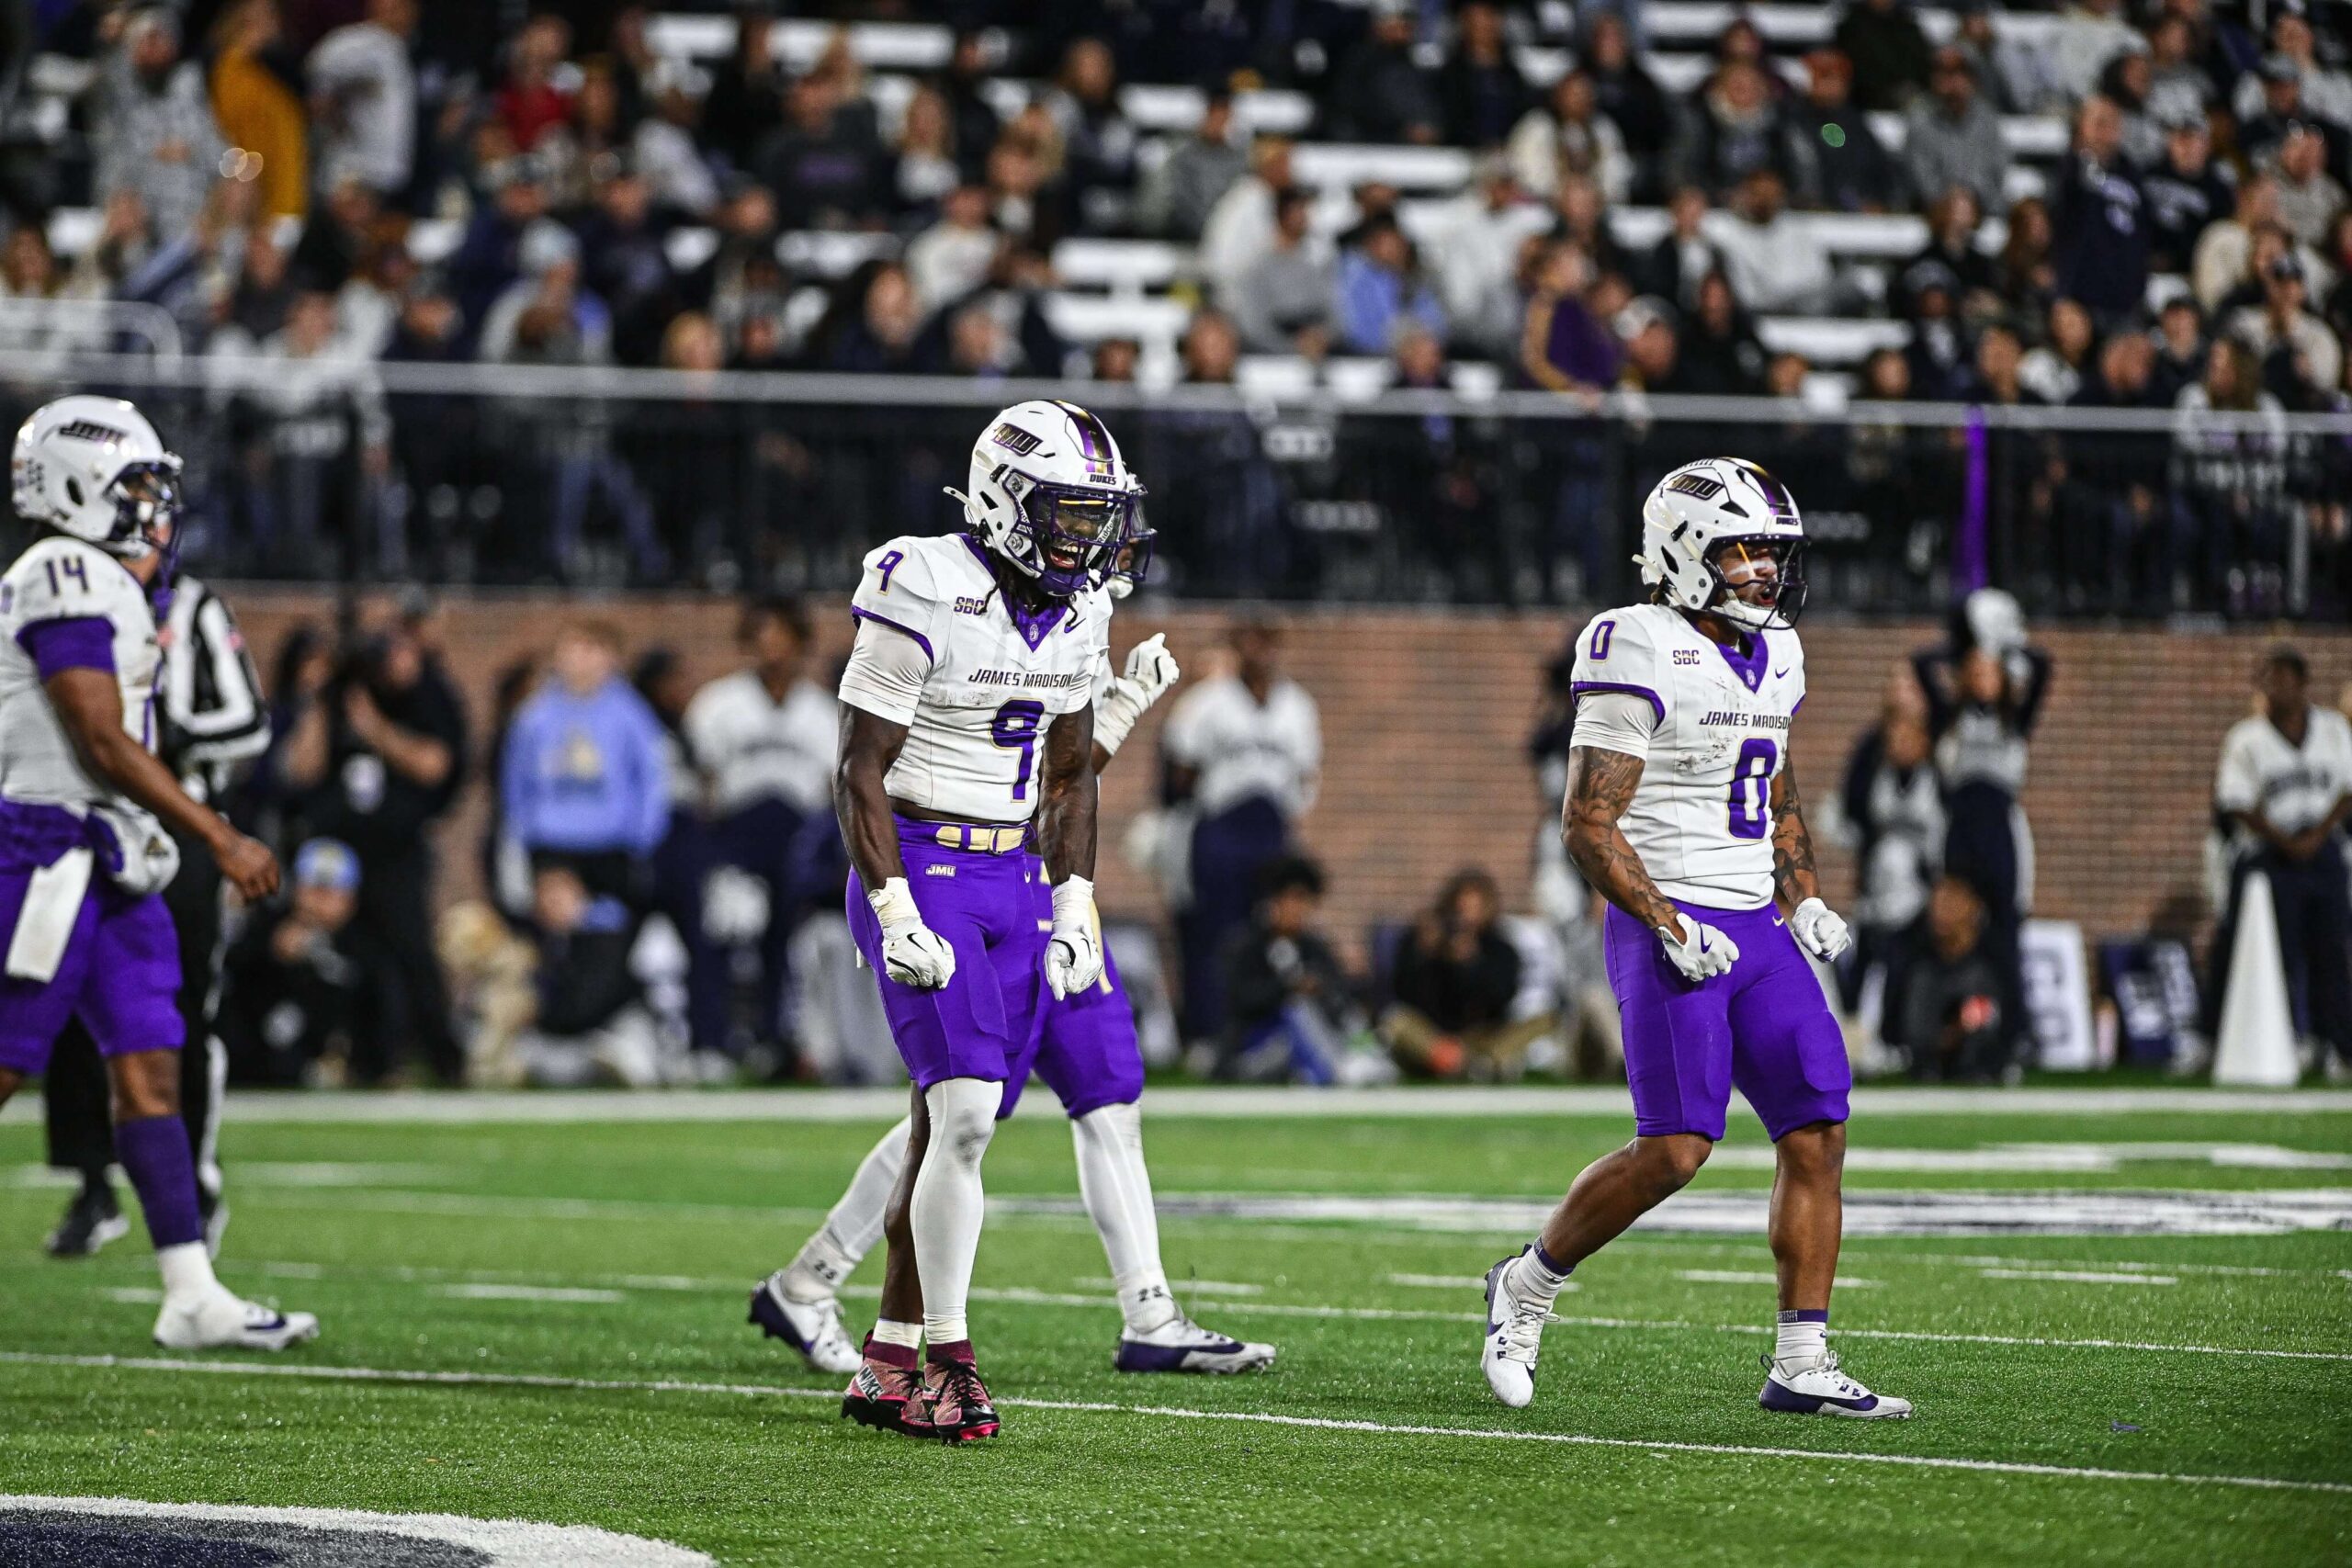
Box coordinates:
[0,1,2348,612]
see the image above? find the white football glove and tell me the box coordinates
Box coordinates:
[1790,897,1851,963]
[1046,875,1105,999]
[1657,914,1740,982]
[1091,634,1181,759]
[867,877,956,990]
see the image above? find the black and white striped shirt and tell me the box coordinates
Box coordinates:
[157,577,269,803]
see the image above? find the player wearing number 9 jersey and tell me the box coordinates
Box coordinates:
[750,544,1274,1404]
[1477,457,1911,1422]
[830,399,1128,1439]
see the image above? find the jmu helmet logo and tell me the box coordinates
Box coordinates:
[53,420,129,446]
[989,422,1043,457]
[1665,472,1724,500]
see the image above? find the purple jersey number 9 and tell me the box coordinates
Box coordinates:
[991,699,1046,801]
[1726,737,1777,840]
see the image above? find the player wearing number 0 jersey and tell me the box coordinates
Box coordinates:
[752,536,1275,1401]
[1478,457,1909,1420]
[825,399,1133,1440]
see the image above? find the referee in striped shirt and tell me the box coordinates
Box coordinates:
[40,576,270,1258]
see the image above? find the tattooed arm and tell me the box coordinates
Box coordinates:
[1561,745,1680,931]
[1769,758,1820,911]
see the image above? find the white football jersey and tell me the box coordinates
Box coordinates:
[684,669,838,818]
[1569,603,1806,910]
[837,533,1109,825]
[1159,674,1322,820]
[2215,707,2352,842]
[0,535,162,810]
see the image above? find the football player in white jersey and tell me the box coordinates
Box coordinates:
[1478,457,1909,1419]
[751,531,1277,1395]
[823,399,1133,1440]
[0,395,316,1349]
[2211,645,2352,1078]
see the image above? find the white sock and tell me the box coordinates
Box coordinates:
[156,1240,219,1303]
[911,1077,1001,1346]
[1072,1102,1178,1333]
[873,1318,922,1350]
[1776,1310,1829,1364]
[1512,1244,1574,1307]
[784,1119,907,1300]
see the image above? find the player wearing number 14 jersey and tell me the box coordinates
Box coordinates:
[1479,457,1910,1419]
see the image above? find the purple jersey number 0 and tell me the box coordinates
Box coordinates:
[1726,737,1777,840]
[991,699,1046,801]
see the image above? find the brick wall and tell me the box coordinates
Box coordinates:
[223,586,2346,950]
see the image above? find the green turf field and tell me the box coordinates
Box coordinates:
[2,1090,2348,1566]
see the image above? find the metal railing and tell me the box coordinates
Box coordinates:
[1,349,2346,620]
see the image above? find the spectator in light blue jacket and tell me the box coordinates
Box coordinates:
[1333,214,1448,355]
[501,620,671,933]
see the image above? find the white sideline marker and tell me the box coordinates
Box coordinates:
[0,1494,708,1566]
[4,1355,2346,1500]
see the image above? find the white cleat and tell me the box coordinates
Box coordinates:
[1114,1314,1277,1374]
[1758,1350,1913,1419]
[748,1273,862,1375]
[1480,1250,1548,1409]
[153,1290,319,1352]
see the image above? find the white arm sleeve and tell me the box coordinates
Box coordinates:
[837,617,933,727]
[1572,691,1659,760]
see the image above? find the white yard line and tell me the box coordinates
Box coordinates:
[1676,1270,1881,1289]
[1979,1269,2181,1286]
[431,1284,630,1304]
[199,1259,2352,1361]
[1068,1276,1264,1295]
[1661,1240,2352,1280]
[232,1189,839,1226]
[7,1086,2329,1124]
[2,1352,2344,1499]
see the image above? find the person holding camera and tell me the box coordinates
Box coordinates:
[263,606,468,1085]
[1381,868,1551,1080]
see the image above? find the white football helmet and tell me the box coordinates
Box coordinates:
[946,399,1145,599]
[1635,457,1807,632]
[12,395,184,560]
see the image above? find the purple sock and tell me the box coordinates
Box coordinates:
[115,1114,204,1249]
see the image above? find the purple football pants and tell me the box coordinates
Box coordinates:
[1602,898,1849,1142]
